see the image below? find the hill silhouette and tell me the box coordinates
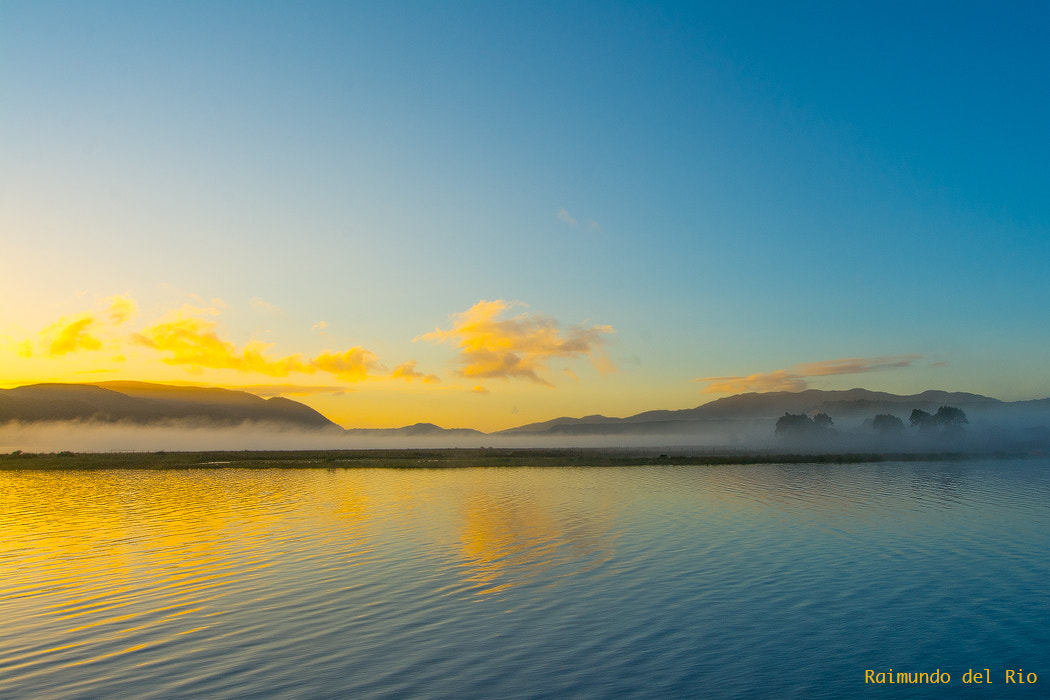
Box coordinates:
[0,382,337,430]
[2,383,1048,448]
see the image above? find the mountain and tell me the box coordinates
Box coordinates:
[3,383,1048,447]
[0,382,338,430]
[345,422,487,438]
[497,388,1034,437]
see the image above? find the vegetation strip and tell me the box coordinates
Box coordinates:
[0,449,1025,470]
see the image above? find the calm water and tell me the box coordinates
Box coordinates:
[1,459,1047,699]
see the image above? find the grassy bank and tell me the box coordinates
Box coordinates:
[0,448,1004,470]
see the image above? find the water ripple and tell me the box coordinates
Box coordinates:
[1,460,1048,698]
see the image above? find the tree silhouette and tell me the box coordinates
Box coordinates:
[873,413,905,436]
[775,413,814,438]
[934,405,968,427]
[910,408,936,432]
[934,405,968,438]
[775,412,836,442]
[910,406,967,439]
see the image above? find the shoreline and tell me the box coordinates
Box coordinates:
[1,448,1039,470]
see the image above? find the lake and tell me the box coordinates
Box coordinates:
[1,458,1047,698]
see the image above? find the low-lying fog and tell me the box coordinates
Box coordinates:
[2,413,1048,455]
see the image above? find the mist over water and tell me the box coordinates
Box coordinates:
[2,412,1048,454]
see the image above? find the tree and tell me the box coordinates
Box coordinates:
[934,405,968,439]
[873,413,905,436]
[775,413,814,438]
[775,412,837,442]
[934,405,968,427]
[910,406,968,439]
[910,408,936,432]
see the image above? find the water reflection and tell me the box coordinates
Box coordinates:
[1,461,1047,699]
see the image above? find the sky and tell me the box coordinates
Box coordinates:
[2,1,1048,431]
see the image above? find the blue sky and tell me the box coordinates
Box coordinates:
[2,1,1048,429]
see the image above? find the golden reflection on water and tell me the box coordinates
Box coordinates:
[454,469,618,595]
[0,467,622,679]
[459,493,561,594]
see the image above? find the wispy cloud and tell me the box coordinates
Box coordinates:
[695,355,922,394]
[228,384,346,397]
[418,299,615,387]
[105,294,137,325]
[557,208,578,226]
[557,208,603,231]
[251,297,282,314]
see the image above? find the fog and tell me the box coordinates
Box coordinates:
[2,410,1047,456]
[0,420,779,454]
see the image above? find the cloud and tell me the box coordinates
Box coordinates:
[215,384,347,398]
[44,314,103,356]
[696,371,808,394]
[418,299,615,386]
[695,355,922,394]
[134,308,313,377]
[557,208,578,226]
[391,361,440,384]
[105,294,137,325]
[311,348,381,382]
[557,208,601,231]
[133,305,390,383]
[37,294,136,357]
[471,385,489,394]
[251,297,282,314]
[23,294,444,390]
[792,355,922,377]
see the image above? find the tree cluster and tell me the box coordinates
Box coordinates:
[775,406,968,442]
[909,405,968,438]
[775,412,835,439]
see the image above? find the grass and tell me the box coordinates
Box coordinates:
[0,447,995,470]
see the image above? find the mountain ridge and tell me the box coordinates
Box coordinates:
[2,382,1048,439]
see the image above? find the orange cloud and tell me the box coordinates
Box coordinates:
[228,384,346,397]
[133,306,313,376]
[311,348,380,382]
[136,309,388,382]
[793,355,921,377]
[25,297,132,359]
[696,355,922,394]
[418,299,615,386]
[45,314,103,356]
[105,294,137,325]
[391,361,440,384]
[696,370,808,394]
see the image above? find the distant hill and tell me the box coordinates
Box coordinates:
[345,422,487,439]
[497,388,1035,437]
[0,382,338,430]
[3,383,1048,447]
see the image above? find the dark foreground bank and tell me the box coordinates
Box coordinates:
[0,447,1035,469]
